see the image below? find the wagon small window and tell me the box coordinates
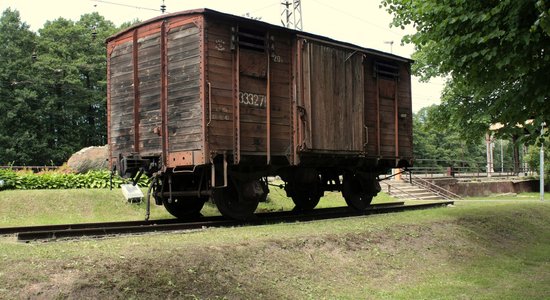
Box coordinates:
[238,27,266,52]
[374,61,399,80]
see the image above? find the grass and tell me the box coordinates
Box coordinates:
[464,192,550,201]
[0,189,172,226]
[0,184,396,227]
[0,189,549,299]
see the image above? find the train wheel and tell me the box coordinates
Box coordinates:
[162,197,206,219]
[213,179,263,220]
[291,192,321,211]
[285,169,322,211]
[343,174,374,211]
[288,182,321,211]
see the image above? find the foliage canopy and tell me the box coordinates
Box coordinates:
[412,105,487,166]
[0,9,133,165]
[381,0,550,142]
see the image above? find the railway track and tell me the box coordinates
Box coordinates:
[0,201,453,242]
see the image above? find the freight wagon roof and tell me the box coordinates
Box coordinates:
[106,8,412,63]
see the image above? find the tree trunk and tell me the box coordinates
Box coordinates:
[512,134,520,175]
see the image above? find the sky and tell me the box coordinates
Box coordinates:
[0,0,445,111]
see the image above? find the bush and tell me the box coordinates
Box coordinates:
[0,169,148,190]
[0,169,18,190]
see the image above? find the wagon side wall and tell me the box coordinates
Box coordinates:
[204,20,233,153]
[204,18,294,163]
[296,38,413,167]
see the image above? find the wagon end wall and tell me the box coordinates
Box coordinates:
[107,14,207,169]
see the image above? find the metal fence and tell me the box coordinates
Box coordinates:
[0,166,60,173]
[408,159,534,179]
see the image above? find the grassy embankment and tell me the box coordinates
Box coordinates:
[0,188,549,299]
[0,185,396,227]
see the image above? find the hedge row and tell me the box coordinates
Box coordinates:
[0,169,148,190]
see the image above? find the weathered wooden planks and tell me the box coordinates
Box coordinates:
[109,41,135,156]
[167,23,202,152]
[361,56,413,159]
[204,21,233,151]
[137,32,162,156]
[304,42,364,152]
[108,10,413,170]
[205,21,293,157]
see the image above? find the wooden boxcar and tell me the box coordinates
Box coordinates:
[106,9,413,219]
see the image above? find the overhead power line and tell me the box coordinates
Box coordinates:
[311,0,404,37]
[250,2,279,14]
[90,0,163,13]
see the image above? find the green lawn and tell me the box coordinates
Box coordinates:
[464,192,550,201]
[0,189,549,299]
[0,185,396,227]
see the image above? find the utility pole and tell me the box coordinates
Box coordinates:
[486,132,494,177]
[281,0,303,30]
[160,0,166,14]
[541,122,546,201]
[384,41,394,54]
[500,139,504,173]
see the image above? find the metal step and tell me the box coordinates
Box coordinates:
[381,180,446,201]
[393,192,439,198]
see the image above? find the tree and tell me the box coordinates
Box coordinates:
[0,9,119,165]
[534,0,550,34]
[413,105,487,170]
[34,13,118,163]
[381,0,550,143]
[119,18,142,30]
[0,9,43,164]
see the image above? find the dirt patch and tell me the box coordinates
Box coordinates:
[13,222,478,299]
[22,271,81,299]
[5,204,549,299]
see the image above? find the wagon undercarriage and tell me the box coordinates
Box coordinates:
[119,153,386,220]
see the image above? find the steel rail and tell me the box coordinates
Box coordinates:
[0,218,190,236]
[0,202,404,235]
[1,201,454,242]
